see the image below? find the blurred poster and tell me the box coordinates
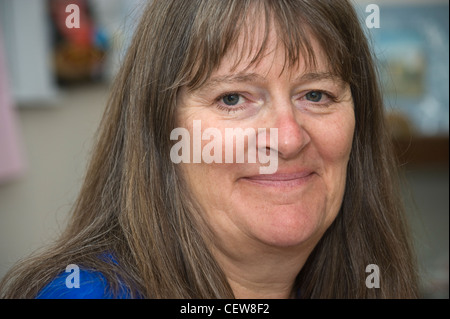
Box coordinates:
[48,0,109,85]
[367,3,449,136]
[379,30,426,98]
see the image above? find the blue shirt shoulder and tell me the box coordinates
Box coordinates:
[36,267,131,299]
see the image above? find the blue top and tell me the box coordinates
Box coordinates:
[36,268,131,299]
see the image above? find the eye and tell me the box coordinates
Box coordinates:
[305,91,323,102]
[214,92,259,115]
[295,89,338,110]
[221,94,243,106]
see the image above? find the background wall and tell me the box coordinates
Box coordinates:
[0,0,448,298]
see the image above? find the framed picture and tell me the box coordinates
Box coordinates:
[362,2,449,136]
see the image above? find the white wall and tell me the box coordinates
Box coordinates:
[0,0,56,104]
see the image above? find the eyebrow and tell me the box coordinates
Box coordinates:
[295,71,341,83]
[195,71,343,91]
[197,73,265,91]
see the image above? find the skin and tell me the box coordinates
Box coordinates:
[176,23,355,298]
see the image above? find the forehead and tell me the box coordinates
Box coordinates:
[181,2,350,91]
[208,19,331,84]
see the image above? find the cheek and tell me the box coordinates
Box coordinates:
[316,111,355,164]
[308,112,355,226]
[177,122,244,213]
[307,110,355,196]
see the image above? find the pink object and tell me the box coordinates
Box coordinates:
[0,25,26,184]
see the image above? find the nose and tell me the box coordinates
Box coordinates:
[266,100,311,160]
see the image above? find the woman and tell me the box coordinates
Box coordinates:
[0,0,419,298]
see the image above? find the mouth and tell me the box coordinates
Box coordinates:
[241,170,315,188]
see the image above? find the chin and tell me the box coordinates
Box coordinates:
[258,228,323,249]
[249,206,330,249]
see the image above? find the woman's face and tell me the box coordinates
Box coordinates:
[176,28,355,252]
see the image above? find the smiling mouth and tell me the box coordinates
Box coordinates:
[241,171,315,188]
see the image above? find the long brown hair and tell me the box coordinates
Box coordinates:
[1,0,419,298]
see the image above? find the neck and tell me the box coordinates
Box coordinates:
[212,241,313,299]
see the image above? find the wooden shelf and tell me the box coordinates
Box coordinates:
[392,136,449,167]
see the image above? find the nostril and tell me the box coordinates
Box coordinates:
[276,123,310,160]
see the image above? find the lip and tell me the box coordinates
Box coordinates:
[241,170,315,188]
